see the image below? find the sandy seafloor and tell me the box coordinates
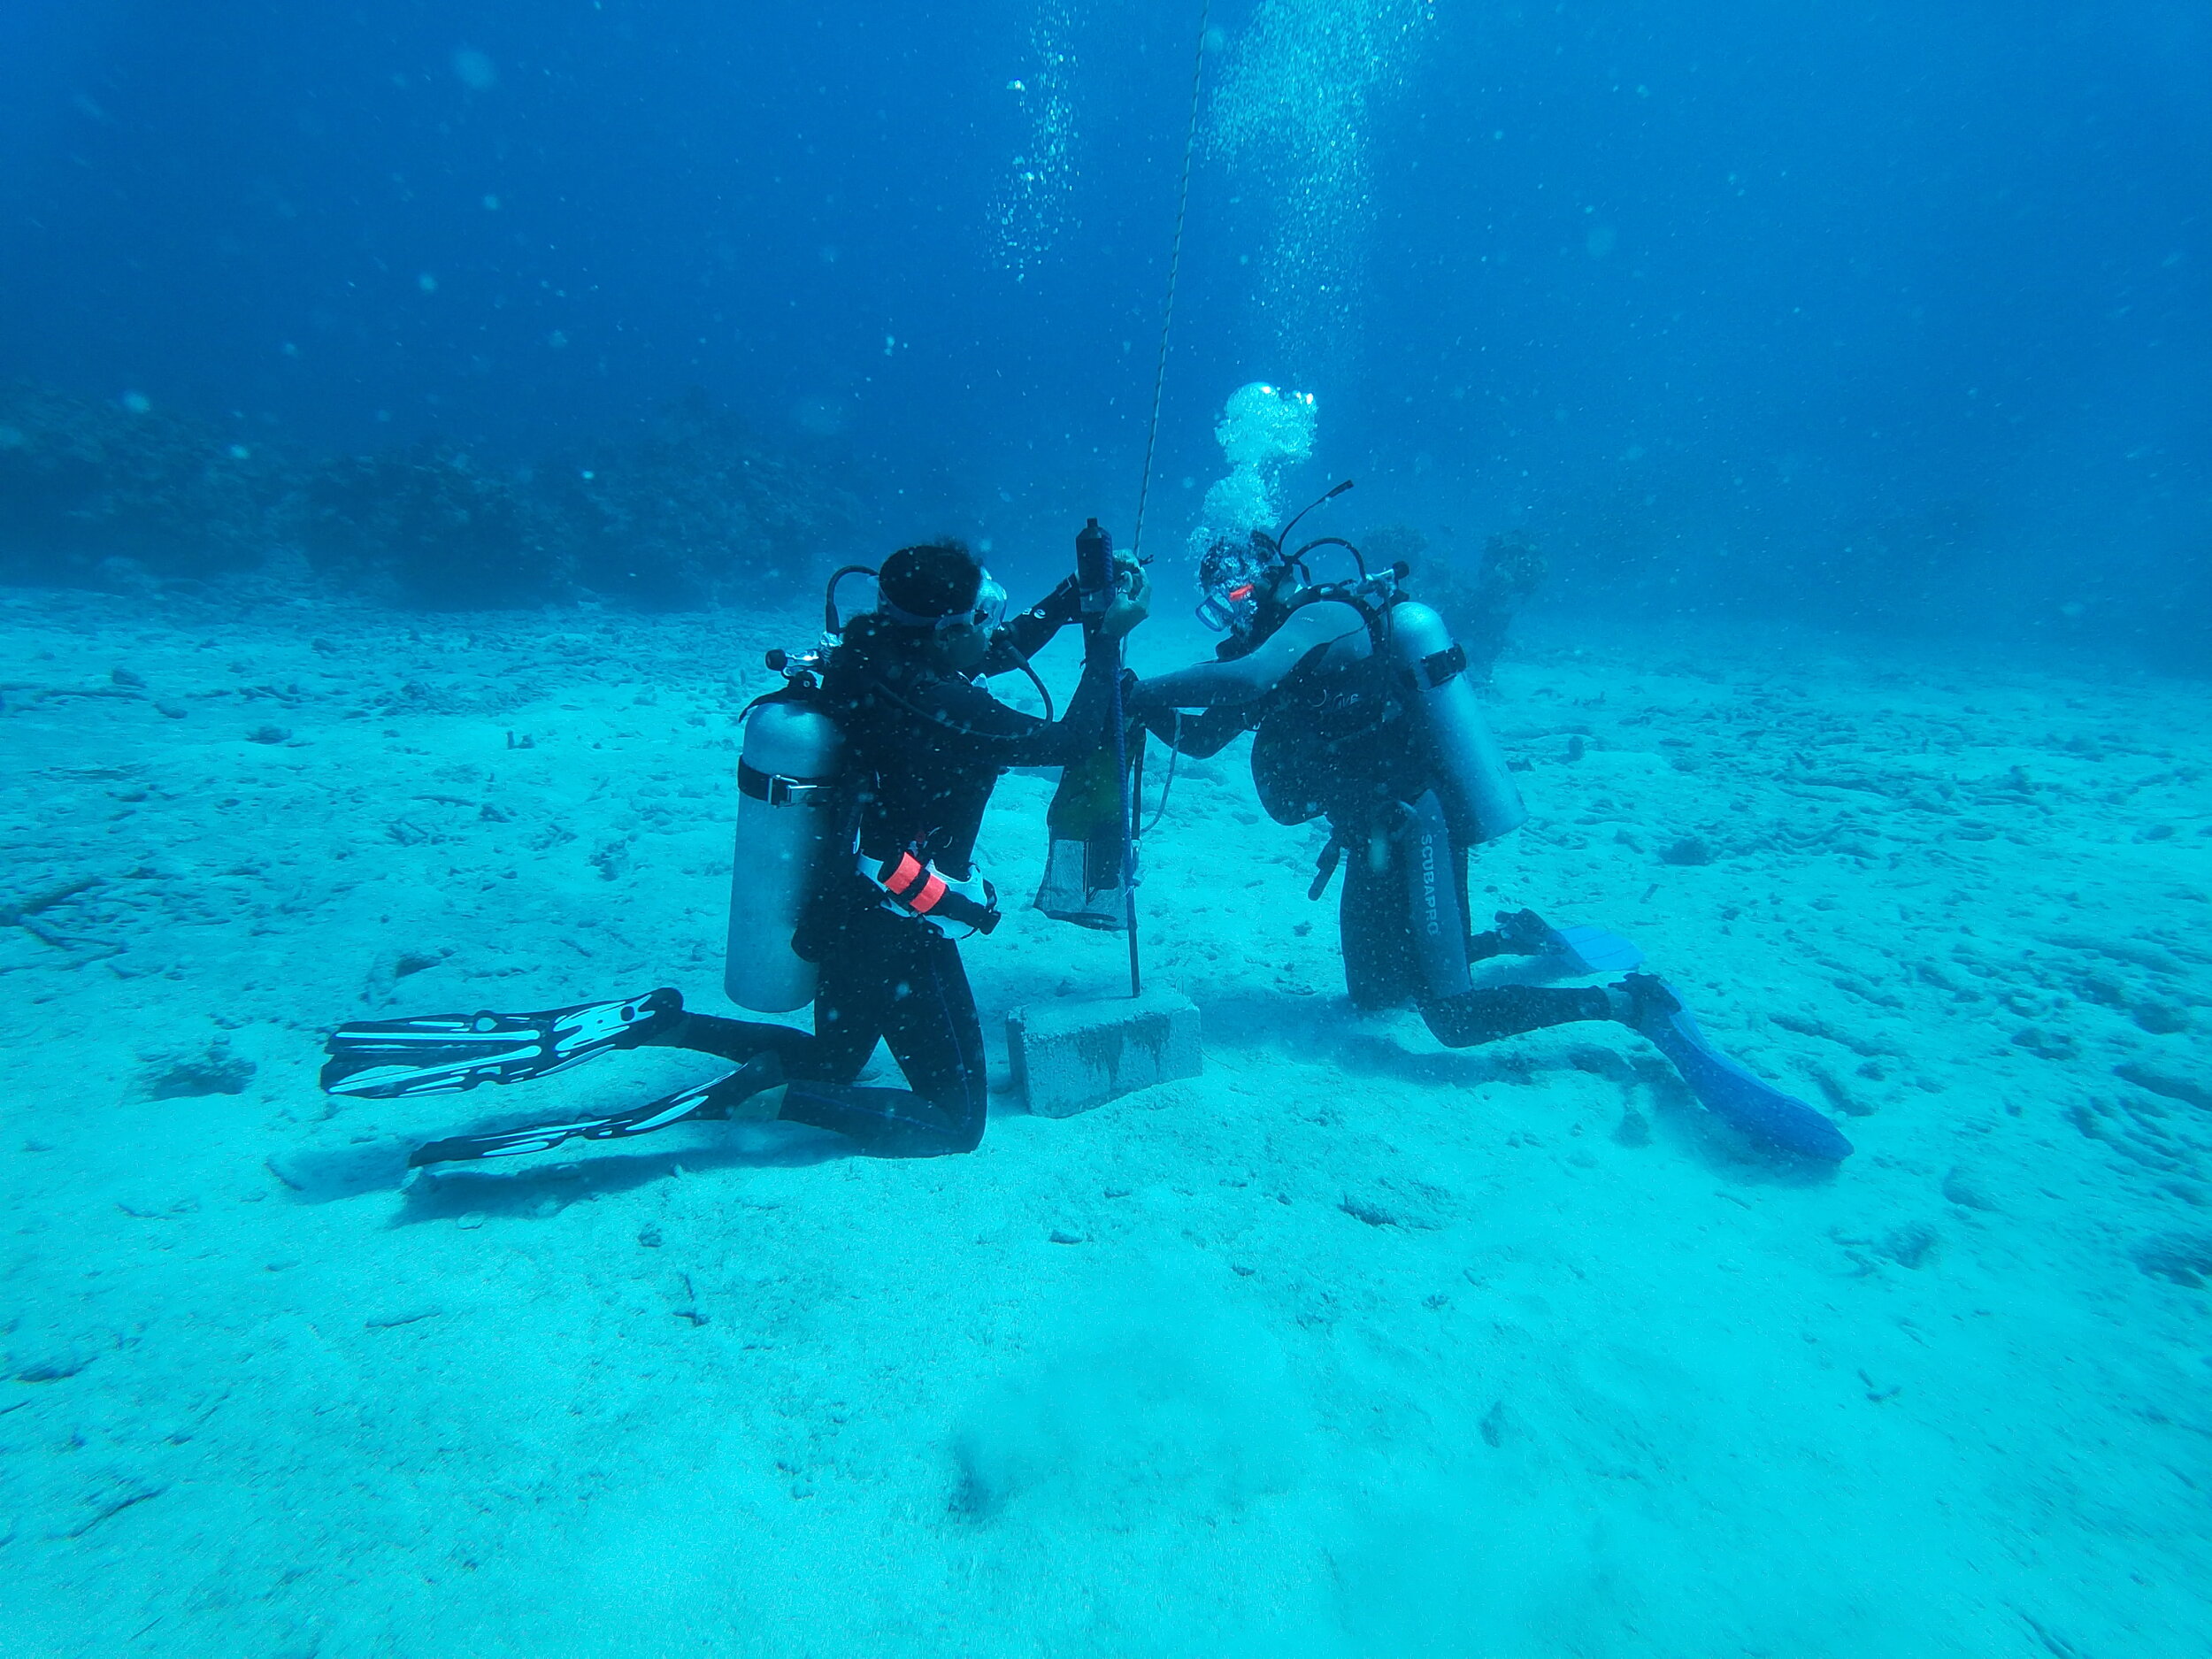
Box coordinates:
[2,580,2209,1659]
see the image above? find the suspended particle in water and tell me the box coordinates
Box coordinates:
[452,48,498,91]
[119,391,151,414]
[795,396,847,437]
[418,273,439,292]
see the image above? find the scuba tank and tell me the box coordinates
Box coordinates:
[725,568,871,1013]
[1262,487,1529,848]
[726,681,845,1012]
[1379,601,1527,845]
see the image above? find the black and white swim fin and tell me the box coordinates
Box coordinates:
[321,987,682,1101]
[408,1055,781,1167]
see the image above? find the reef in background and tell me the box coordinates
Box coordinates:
[0,382,863,611]
[0,383,282,588]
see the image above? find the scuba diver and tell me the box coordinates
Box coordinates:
[1118,494,1852,1162]
[320,539,1151,1166]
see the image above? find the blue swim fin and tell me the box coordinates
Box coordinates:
[1545,923,1647,976]
[1495,909,1647,975]
[1625,977,1854,1162]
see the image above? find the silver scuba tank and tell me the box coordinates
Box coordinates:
[725,695,845,1012]
[1382,602,1529,845]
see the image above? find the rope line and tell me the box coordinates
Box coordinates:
[1131,0,1212,565]
[1140,711,1183,836]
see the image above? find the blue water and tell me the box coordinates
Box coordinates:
[2,4,2209,1655]
[4,1,2207,652]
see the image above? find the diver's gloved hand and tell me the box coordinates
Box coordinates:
[1023,574,1084,629]
[1102,563,1151,639]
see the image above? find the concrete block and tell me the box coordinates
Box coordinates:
[1007,988,1202,1119]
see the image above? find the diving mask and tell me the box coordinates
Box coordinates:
[1194,535,1282,634]
[879,570,1009,634]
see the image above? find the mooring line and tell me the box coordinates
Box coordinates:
[1130,0,1212,565]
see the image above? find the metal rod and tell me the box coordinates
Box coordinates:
[1110,640,1140,996]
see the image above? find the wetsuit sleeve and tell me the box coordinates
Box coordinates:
[1139,703,1254,757]
[895,649,1124,769]
[979,576,1081,673]
[1132,601,1368,710]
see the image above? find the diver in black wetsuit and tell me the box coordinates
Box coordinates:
[641,541,1148,1156]
[1112,518,1853,1161]
[1130,524,1662,1048]
[322,540,1150,1165]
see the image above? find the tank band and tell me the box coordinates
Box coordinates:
[738,760,834,806]
[1417,642,1467,688]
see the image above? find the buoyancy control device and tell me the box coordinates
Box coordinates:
[1235,550,1528,849]
[728,558,1035,1005]
[1203,491,1531,849]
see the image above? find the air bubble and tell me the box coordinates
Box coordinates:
[1188,382,1318,562]
[1208,1,1437,360]
[993,4,1079,278]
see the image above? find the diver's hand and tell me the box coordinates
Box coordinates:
[1025,574,1083,629]
[1100,564,1151,639]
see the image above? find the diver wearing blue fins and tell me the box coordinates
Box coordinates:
[1006,481,1850,1162]
[323,495,1849,1167]
[1110,496,1851,1161]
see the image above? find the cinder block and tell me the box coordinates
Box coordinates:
[1007,988,1202,1119]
